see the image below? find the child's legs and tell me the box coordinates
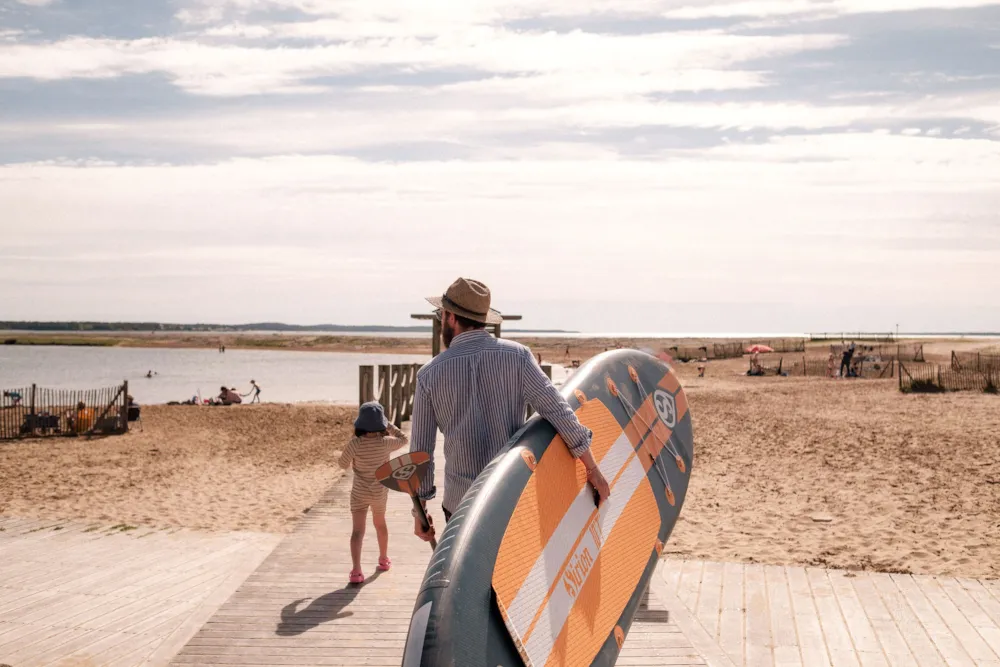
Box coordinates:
[350,509,367,571]
[371,488,389,559]
[372,510,388,559]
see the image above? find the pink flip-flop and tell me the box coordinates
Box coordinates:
[349,568,365,584]
[377,557,391,572]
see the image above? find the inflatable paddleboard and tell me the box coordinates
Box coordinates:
[402,349,693,666]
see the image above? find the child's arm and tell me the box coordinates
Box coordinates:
[338,437,359,470]
[386,423,409,446]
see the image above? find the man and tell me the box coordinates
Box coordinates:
[409,277,611,543]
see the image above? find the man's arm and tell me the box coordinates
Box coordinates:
[521,351,592,458]
[522,352,610,504]
[409,376,438,502]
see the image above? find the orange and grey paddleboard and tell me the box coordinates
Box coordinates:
[402,349,693,666]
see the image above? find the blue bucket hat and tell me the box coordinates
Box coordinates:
[355,401,389,432]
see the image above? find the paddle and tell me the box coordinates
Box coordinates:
[375,451,437,549]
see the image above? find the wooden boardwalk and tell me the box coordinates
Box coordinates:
[657,559,1000,667]
[0,516,278,667]
[170,439,706,666]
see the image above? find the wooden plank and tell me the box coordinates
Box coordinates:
[848,574,917,667]
[677,559,705,613]
[719,561,745,666]
[696,561,724,641]
[744,564,774,667]
[868,574,946,667]
[763,566,801,667]
[914,576,999,663]
[889,574,976,667]
[826,571,886,665]
[806,568,860,667]
[786,567,831,667]
[935,577,1000,659]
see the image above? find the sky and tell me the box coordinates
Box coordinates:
[1,0,999,333]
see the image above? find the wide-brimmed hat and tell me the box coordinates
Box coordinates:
[426,277,503,325]
[355,401,389,432]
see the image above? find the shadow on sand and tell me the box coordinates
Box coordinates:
[275,571,382,636]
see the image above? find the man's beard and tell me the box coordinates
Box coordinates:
[441,317,455,348]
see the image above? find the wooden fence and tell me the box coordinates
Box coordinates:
[712,342,744,359]
[830,343,924,362]
[358,364,421,427]
[899,361,1000,393]
[1,382,129,440]
[951,351,1000,372]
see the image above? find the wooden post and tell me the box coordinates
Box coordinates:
[494,322,502,339]
[391,365,403,427]
[378,365,391,411]
[122,381,129,433]
[29,383,36,416]
[359,366,374,405]
[432,318,441,357]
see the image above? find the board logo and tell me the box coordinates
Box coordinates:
[392,464,417,480]
[562,547,595,599]
[653,389,677,428]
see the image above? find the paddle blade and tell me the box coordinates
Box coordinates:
[376,451,431,495]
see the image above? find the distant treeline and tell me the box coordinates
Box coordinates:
[0,321,574,334]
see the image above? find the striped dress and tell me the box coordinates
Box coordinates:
[338,424,408,513]
[409,329,593,513]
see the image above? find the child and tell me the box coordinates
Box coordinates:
[338,401,408,584]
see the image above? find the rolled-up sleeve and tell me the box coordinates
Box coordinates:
[522,352,592,458]
[409,374,438,501]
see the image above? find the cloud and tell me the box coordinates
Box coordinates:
[0,30,846,96]
[13,0,57,5]
[1,147,997,327]
[175,0,1000,23]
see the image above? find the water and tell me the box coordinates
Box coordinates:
[0,346,430,405]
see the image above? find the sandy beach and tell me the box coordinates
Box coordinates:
[2,340,998,579]
[0,403,356,533]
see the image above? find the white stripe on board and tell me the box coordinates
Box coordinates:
[522,454,651,666]
[503,432,634,639]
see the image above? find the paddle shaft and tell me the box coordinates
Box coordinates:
[410,495,437,550]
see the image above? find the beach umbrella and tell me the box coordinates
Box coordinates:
[746,344,773,354]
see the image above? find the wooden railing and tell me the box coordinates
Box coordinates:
[358,364,421,427]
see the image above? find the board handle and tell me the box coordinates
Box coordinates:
[411,495,438,550]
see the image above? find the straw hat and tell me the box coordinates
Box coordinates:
[426,277,503,325]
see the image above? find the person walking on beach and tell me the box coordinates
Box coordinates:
[338,401,408,584]
[408,277,610,544]
[245,380,262,404]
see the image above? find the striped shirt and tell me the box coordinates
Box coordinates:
[338,423,409,485]
[410,329,592,513]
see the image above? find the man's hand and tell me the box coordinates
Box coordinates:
[414,510,436,542]
[578,449,610,506]
[587,466,611,506]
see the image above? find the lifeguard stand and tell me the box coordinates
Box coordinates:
[410,311,522,357]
